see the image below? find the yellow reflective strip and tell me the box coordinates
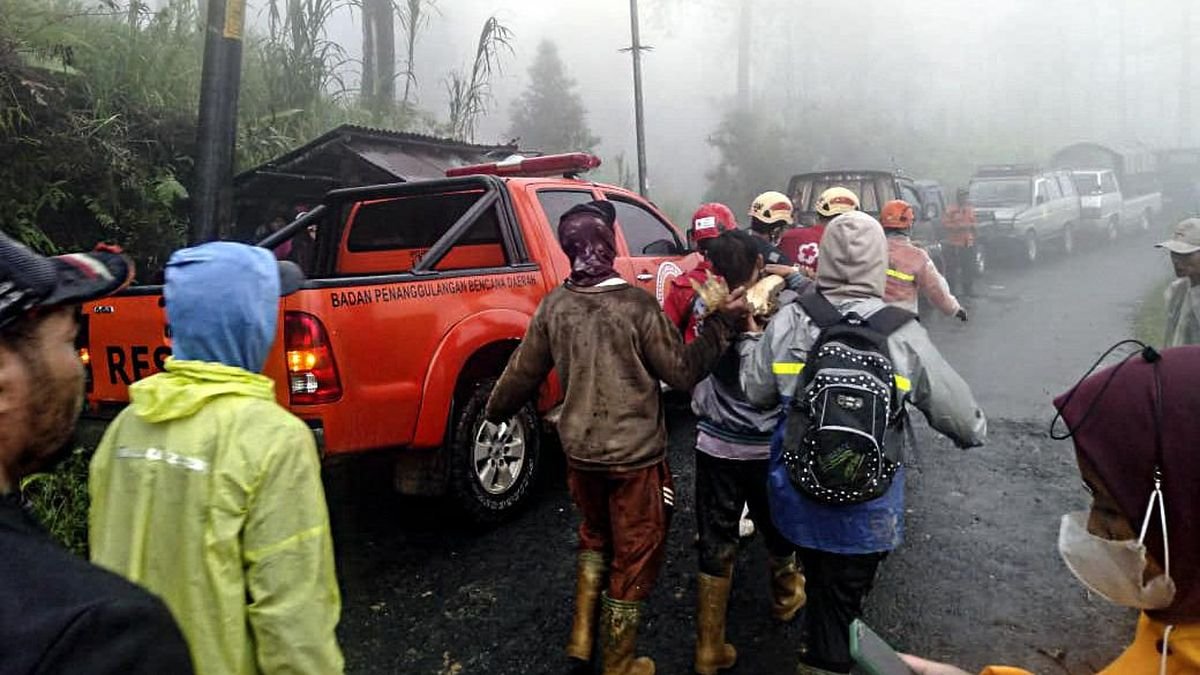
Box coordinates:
[773,362,805,375]
[244,525,329,564]
[887,268,916,283]
[894,375,912,392]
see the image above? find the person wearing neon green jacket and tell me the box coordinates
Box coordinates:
[88,242,343,675]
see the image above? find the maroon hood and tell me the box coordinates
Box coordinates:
[557,201,621,287]
[1054,345,1200,623]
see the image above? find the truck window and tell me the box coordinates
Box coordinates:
[343,191,508,273]
[605,196,681,256]
[536,190,595,240]
[1044,177,1063,200]
[1073,173,1102,195]
[1055,173,1076,198]
[900,185,922,212]
[1100,172,1119,192]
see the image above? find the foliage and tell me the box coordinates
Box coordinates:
[20,448,92,558]
[444,16,512,142]
[507,39,598,155]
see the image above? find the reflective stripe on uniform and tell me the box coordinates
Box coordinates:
[773,362,805,375]
[887,268,916,283]
[773,361,912,392]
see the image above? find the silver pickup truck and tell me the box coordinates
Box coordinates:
[1072,169,1163,242]
[968,164,1081,264]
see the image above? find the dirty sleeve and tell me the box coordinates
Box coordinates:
[243,423,344,674]
[917,253,961,317]
[889,321,987,448]
[640,302,733,392]
[485,303,555,423]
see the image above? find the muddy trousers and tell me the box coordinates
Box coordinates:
[567,461,674,602]
[695,452,794,576]
[796,548,887,674]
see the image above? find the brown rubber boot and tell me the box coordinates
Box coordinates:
[566,551,607,662]
[600,593,655,675]
[693,572,737,674]
[769,554,806,622]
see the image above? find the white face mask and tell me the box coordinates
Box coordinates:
[1057,479,1176,610]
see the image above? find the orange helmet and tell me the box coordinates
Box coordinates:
[880,199,915,230]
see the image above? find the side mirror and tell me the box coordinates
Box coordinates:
[642,239,681,256]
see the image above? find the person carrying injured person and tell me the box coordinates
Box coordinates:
[483,200,749,675]
[687,230,811,675]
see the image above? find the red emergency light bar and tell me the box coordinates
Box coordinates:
[445,152,602,179]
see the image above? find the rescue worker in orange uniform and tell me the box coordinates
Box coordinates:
[941,188,978,296]
[664,203,739,343]
[881,200,967,321]
[780,187,860,274]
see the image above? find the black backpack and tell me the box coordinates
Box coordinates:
[781,290,915,505]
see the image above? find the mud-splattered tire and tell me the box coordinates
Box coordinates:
[449,377,541,525]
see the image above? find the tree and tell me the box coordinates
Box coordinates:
[507,40,598,154]
[444,15,512,141]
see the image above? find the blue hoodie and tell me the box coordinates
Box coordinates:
[164,242,280,373]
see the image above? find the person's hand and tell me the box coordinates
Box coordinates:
[955,308,968,322]
[763,263,796,278]
[717,286,749,321]
[899,654,973,675]
[742,312,761,333]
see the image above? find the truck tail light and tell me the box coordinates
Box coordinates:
[445,152,602,179]
[285,311,342,405]
[77,310,92,394]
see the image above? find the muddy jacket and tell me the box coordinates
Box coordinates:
[692,272,810,460]
[1164,278,1200,347]
[89,360,343,675]
[486,279,734,471]
[738,296,986,553]
[885,235,961,316]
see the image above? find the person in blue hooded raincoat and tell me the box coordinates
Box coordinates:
[88,242,343,675]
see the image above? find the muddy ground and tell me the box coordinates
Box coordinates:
[328,228,1169,675]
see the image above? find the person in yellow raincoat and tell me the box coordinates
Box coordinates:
[88,242,343,675]
[902,345,1200,675]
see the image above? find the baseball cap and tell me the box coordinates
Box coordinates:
[1156,218,1200,255]
[0,233,135,330]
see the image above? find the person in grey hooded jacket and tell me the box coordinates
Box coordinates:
[738,211,987,675]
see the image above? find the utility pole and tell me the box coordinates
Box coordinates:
[190,0,246,244]
[623,0,650,197]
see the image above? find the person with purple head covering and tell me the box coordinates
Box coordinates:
[485,200,748,675]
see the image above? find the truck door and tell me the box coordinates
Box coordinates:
[604,193,695,304]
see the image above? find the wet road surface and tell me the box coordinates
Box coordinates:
[328,229,1170,674]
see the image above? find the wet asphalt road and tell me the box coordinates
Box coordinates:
[327,228,1171,675]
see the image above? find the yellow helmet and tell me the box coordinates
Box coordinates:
[815,187,861,217]
[749,191,794,225]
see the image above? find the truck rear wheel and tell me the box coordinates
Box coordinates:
[1106,217,1119,244]
[1061,223,1075,256]
[449,376,541,524]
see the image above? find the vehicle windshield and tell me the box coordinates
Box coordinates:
[969,178,1031,207]
[1072,173,1103,195]
[790,174,895,214]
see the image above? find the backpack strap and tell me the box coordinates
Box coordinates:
[867,306,916,336]
[797,288,843,328]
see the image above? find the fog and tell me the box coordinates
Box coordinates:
[251,0,1198,214]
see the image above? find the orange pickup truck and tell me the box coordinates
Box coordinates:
[81,153,699,522]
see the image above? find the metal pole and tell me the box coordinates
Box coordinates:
[628,0,648,197]
[190,0,246,244]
